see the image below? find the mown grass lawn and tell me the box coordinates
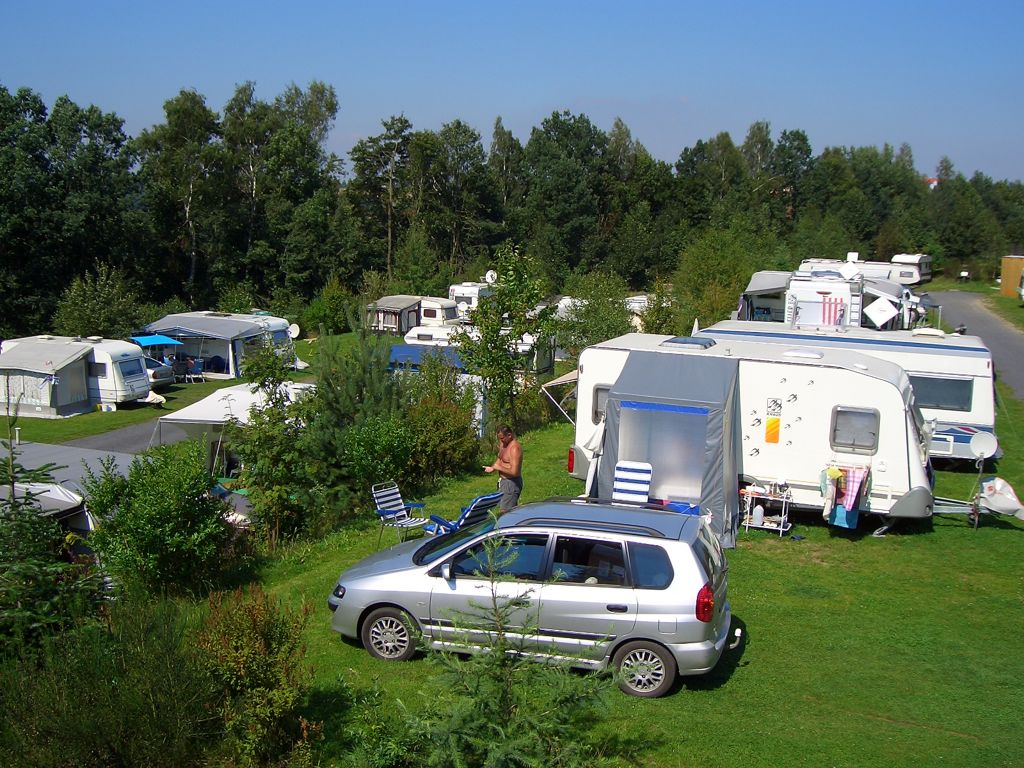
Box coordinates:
[260,413,1024,768]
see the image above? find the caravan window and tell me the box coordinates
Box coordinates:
[89,362,108,378]
[117,359,144,379]
[592,385,610,423]
[830,407,879,454]
[908,375,973,412]
[422,308,437,319]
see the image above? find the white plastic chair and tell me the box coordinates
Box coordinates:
[612,460,653,504]
[372,480,428,546]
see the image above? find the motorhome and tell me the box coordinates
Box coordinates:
[0,336,151,416]
[799,252,923,286]
[736,268,928,330]
[571,334,933,541]
[697,321,996,461]
[144,311,298,379]
[448,282,493,319]
[368,296,461,335]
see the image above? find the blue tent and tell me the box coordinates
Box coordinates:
[388,344,465,371]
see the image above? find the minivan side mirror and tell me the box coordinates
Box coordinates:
[440,562,452,581]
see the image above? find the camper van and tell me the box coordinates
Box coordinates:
[144,311,297,379]
[697,321,997,461]
[0,336,151,415]
[571,334,933,540]
[403,323,553,374]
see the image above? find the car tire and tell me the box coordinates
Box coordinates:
[612,640,677,698]
[361,607,419,662]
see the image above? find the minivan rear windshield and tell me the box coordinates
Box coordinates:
[414,518,496,565]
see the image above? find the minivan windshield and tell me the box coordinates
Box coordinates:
[414,518,496,565]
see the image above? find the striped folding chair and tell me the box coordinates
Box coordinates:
[612,460,653,504]
[371,480,428,546]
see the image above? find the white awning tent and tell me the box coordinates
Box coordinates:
[157,382,315,442]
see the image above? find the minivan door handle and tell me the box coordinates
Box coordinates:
[606,604,628,613]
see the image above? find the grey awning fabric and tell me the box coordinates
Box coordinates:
[863,278,903,299]
[542,369,579,389]
[594,350,741,548]
[145,314,262,340]
[0,341,91,374]
[742,271,790,296]
[368,295,422,312]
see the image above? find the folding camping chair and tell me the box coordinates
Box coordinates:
[372,480,428,546]
[611,460,653,504]
[424,490,503,535]
[185,358,205,383]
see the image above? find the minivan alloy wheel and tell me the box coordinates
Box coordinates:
[362,607,419,661]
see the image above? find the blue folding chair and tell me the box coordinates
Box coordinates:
[424,490,503,535]
[612,460,653,504]
[372,480,428,546]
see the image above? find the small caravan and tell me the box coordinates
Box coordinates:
[697,321,997,461]
[890,253,932,284]
[403,323,553,374]
[448,282,493,319]
[0,336,150,417]
[368,296,460,335]
[571,334,933,543]
[144,311,297,379]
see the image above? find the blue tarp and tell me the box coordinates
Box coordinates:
[388,344,465,371]
[131,334,183,347]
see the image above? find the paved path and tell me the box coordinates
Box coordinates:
[931,291,1024,400]
[64,419,188,454]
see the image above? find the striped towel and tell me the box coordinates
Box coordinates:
[840,466,869,511]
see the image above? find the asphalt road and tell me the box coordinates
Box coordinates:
[65,418,188,455]
[931,290,1024,400]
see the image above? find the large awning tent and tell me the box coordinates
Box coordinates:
[592,350,741,548]
[0,340,92,417]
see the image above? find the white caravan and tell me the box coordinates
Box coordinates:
[572,334,933,528]
[448,282,493,319]
[737,268,927,330]
[368,296,461,335]
[891,253,932,284]
[1,336,150,413]
[144,311,297,379]
[697,321,996,461]
[799,251,923,286]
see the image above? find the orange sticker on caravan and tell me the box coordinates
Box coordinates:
[765,417,780,443]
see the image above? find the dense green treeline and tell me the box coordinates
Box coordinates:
[3,80,1024,338]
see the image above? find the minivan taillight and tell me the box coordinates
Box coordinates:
[696,582,714,623]
[567,447,574,474]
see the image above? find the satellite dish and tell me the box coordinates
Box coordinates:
[484,269,498,285]
[838,263,861,280]
[288,323,301,340]
[969,432,999,460]
[457,301,470,316]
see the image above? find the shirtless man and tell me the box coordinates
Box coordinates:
[483,424,523,512]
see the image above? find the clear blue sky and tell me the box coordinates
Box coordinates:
[4,1,1023,180]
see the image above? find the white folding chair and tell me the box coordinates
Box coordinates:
[371,480,428,546]
[612,460,653,504]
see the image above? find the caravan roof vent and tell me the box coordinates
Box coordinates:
[782,348,824,360]
[86,336,103,343]
[38,334,53,340]
[911,327,945,338]
[662,336,716,350]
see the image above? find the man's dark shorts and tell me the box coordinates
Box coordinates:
[498,476,523,511]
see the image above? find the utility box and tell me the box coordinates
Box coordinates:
[1000,255,1024,298]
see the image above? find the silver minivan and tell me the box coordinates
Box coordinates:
[328,498,731,697]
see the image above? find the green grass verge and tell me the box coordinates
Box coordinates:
[985,294,1024,332]
[260,408,1024,768]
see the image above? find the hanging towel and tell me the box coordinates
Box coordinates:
[840,466,869,511]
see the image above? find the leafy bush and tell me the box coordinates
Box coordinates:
[52,261,146,339]
[83,441,231,593]
[338,415,416,491]
[194,587,318,768]
[0,594,220,768]
[405,397,479,487]
[303,275,354,335]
